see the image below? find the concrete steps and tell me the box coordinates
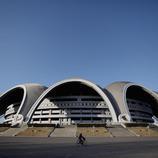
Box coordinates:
[107,126,136,137]
[50,125,77,137]
[1,124,28,136]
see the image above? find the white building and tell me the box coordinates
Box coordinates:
[27,78,117,126]
[1,79,158,127]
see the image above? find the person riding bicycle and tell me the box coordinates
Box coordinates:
[78,133,86,145]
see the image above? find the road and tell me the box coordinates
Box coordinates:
[0,137,158,158]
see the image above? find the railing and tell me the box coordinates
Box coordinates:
[32,113,112,119]
[38,101,108,109]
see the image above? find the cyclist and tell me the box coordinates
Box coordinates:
[77,133,86,145]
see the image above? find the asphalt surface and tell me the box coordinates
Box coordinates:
[0,137,158,158]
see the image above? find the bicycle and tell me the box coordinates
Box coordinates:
[76,136,87,146]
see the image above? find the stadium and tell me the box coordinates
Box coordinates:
[0,78,158,127]
[0,78,158,137]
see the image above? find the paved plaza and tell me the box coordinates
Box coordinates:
[0,137,158,158]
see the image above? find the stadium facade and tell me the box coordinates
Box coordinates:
[0,78,158,127]
[0,84,46,126]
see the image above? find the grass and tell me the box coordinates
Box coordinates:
[128,127,158,136]
[76,127,111,137]
[16,127,54,137]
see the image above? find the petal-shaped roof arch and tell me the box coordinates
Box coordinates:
[0,83,47,126]
[27,78,118,122]
[106,81,158,122]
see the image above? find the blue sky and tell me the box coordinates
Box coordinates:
[0,0,158,92]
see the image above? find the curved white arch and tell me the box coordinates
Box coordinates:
[0,85,27,124]
[27,78,118,122]
[0,85,27,114]
[123,83,158,122]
